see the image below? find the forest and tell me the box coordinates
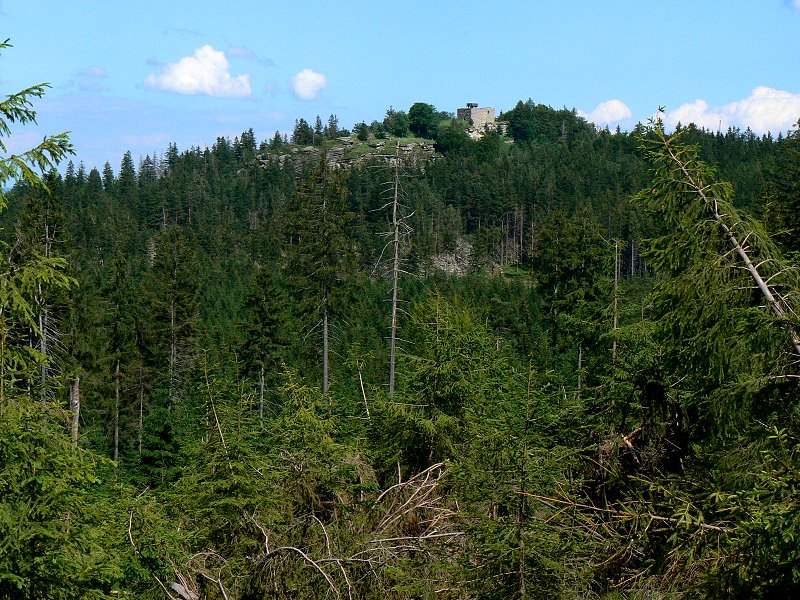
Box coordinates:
[3,39,800,598]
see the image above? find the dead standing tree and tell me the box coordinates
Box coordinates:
[371,142,414,396]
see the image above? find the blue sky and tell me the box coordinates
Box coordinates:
[3,0,800,172]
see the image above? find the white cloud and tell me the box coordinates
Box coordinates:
[290,68,327,100]
[578,99,632,126]
[145,45,251,98]
[665,87,800,134]
[792,0,800,11]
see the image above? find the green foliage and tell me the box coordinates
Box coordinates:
[382,106,410,137]
[504,99,593,145]
[434,120,471,154]
[453,366,591,599]
[0,245,74,397]
[353,121,369,141]
[716,427,800,597]
[0,397,122,598]
[143,225,202,405]
[284,157,357,391]
[291,118,314,145]
[558,116,800,597]
[269,371,362,518]
[1,38,76,399]
[373,295,505,473]
[2,63,797,598]
[0,40,73,210]
[408,102,438,139]
[760,120,800,255]
[635,117,800,429]
[240,265,285,419]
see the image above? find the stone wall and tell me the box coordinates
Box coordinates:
[456,105,498,139]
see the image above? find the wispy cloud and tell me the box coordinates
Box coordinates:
[290,68,327,101]
[121,132,171,147]
[578,99,632,127]
[145,45,251,98]
[791,0,800,12]
[664,86,800,134]
[165,27,205,38]
[227,45,275,67]
[227,46,255,59]
[58,65,108,92]
[73,66,108,92]
[4,131,43,155]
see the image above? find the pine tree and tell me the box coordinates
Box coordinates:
[240,266,284,422]
[284,158,356,395]
[291,118,314,145]
[10,171,71,401]
[325,113,339,140]
[144,225,201,408]
[313,115,324,146]
[761,119,800,255]
[564,115,800,594]
[100,251,139,463]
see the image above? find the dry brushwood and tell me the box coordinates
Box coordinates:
[243,462,462,598]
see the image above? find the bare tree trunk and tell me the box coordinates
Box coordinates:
[169,299,177,408]
[70,374,80,447]
[138,368,144,454]
[258,364,265,424]
[38,220,53,403]
[114,359,120,464]
[38,299,47,403]
[389,144,400,396]
[576,342,583,401]
[0,315,7,406]
[630,238,636,279]
[322,303,329,396]
[613,239,620,363]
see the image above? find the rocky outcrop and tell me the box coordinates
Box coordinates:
[428,240,473,276]
[257,137,437,172]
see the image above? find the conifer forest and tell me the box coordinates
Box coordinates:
[4,38,800,599]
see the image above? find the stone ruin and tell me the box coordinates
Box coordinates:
[456,102,508,140]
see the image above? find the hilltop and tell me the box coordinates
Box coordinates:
[258,101,513,169]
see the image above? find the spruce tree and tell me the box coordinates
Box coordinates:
[144,225,201,408]
[240,265,284,422]
[1,39,74,401]
[284,157,356,395]
[761,119,800,255]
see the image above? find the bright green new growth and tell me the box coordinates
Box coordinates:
[1,39,76,399]
[0,38,125,600]
[0,39,73,210]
